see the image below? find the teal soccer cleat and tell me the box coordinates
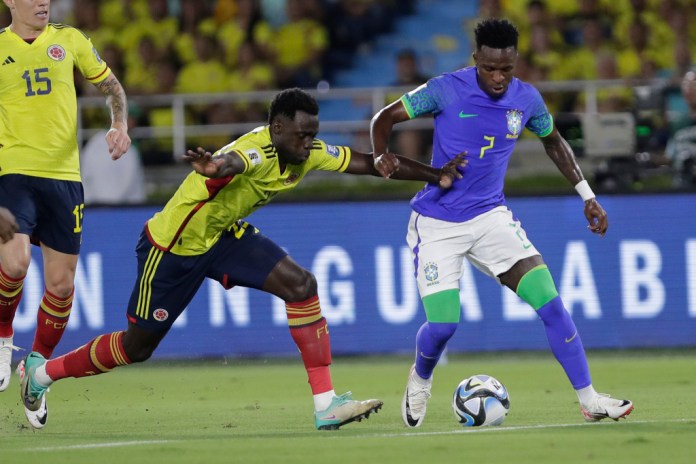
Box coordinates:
[19,352,49,429]
[314,392,383,430]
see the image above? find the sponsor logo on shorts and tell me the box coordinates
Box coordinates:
[153,308,169,322]
[424,262,439,284]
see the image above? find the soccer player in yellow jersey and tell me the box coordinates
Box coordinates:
[0,0,131,425]
[19,88,466,431]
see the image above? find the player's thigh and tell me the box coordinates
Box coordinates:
[32,177,84,255]
[406,212,471,298]
[206,223,288,292]
[0,174,39,237]
[126,231,209,332]
[466,207,540,279]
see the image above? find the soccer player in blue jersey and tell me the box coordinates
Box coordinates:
[0,0,131,426]
[370,18,634,427]
[20,88,465,431]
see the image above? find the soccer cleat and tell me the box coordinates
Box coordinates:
[581,393,634,422]
[20,352,50,429]
[0,336,21,392]
[401,364,432,428]
[314,392,383,430]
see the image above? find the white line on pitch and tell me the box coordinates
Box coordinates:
[30,440,177,451]
[336,418,694,438]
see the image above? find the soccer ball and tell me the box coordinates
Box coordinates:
[452,374,510,426]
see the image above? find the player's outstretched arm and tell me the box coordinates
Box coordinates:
[96,74,131,160]
[540,127,608,236]
[345,151,467,188]
[0,207,19,244]
[183,147,247,178]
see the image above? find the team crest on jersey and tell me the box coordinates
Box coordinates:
[92,47,102,64]
[245,149,262,165]
[325,144,340,158]
[47,44,66,61]
[153,308,169,322]
[424,262,439,284]
[506,109,523,139]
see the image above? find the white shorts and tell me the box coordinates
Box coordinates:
[406,206,540,297]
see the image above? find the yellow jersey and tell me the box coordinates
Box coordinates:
[146,126,352,256]
[0,24,111,181]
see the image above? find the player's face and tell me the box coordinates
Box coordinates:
[272,111,319,165]
[473,45,517,99]
[5,0,50,32]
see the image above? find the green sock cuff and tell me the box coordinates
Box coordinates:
[516,265,559,310]
[422,289,461,323]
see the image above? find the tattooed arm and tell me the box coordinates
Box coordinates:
[95,73,132,160]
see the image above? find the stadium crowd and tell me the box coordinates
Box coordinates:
[1,0,694,188]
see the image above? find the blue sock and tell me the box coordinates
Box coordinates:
[414,322,458,379]
[537,296,591,389]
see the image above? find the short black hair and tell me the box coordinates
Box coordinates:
[268,88,319,124]
[474,18,519,51]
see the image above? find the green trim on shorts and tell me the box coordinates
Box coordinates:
[515,265,559,310]
[422,289,461,323]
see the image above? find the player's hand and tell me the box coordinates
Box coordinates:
[183,147,224,177]
[438,152,468,189]
[583,198,608,237]
[105,124,131,160]
[0,207,19,244]
[374,152,400,178]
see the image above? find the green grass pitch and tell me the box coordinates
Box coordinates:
[1,350,694,464]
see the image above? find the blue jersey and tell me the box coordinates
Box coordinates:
[401,66,553,222]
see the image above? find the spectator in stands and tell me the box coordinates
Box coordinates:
[565,15,613,80]
[217,0,273,69]
[175,0,216,66]
[272,0,329,88]
[665,70,696,187]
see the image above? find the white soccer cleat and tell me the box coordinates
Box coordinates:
[401,364,432,428]
[581,393,634,422]
[0,336,21,392]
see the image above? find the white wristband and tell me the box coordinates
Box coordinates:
[574,180,595,201]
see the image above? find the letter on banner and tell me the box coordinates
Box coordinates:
[687,240,696,317]
[559,241,602,318]
[620,240,664,318]
[313,246,355,324]
[375,246,419,324]
[460,260,483,321]
[70,252,105,329]
[209,282,250,327]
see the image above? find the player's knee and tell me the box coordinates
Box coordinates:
[284,269,317,302]
[0,258,30,279]
[45,282,75,299]
[122,330,160,363]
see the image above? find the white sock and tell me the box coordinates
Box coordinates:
[314,390,336,412]
[33,364,53,388]
[576,385,597,407]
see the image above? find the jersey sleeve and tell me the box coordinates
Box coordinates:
[216,143,263,174]
[525,87,554,138]
[400,75,455,119]
[308,139,351,172]
[72,28,111,84]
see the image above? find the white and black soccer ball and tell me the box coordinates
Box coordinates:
[452,374,510,427]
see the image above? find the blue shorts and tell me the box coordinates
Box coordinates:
[126,222,288,331]
[0,174,84,254]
